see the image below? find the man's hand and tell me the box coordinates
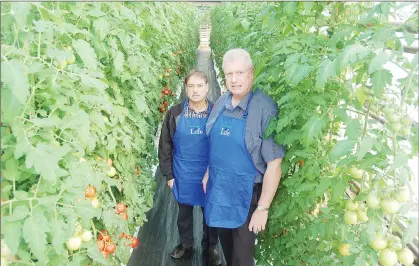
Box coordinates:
[202,175,208,193]
[202,168,209,193]
[248,210,268,234]
[167,179,174,189]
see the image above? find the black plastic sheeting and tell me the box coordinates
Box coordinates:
[127,49,224,266]
[127,167,226,266]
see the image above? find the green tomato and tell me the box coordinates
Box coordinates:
[383,107,395,116]
[80,230,93,242]
[397,248,414,265]
[106,167,117,177]
[391,123,402,133]
[344,211,358,225]
[380,199,400,214]
[387,114,401,123]
[367,192,380,209]
[66,236,82,251]
[370,235,387,250]
[56,60,67,70]
[345,200,359,211]
[338,243,351,256]
[66,54,76,65]
[401,127,410,136]
[400,116,411,126]
[379,249,398,266]
[387,236,402,250]
[356,210,369,222]
[348,167,364,179]
[395,188,409,203]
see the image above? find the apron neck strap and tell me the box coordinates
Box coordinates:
[243,91,254,119]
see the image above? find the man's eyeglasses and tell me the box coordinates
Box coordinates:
[225,69,251,79]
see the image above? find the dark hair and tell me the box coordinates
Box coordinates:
[183,70,208,85]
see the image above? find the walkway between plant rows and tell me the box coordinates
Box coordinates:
[127,22,226,266]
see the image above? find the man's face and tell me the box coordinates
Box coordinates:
[223,58,254,97]
[186,75,208,103]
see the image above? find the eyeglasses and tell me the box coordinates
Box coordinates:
[225,69,251,79]
[187,84,205,89]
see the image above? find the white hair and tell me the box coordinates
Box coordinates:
[222,48,254,70]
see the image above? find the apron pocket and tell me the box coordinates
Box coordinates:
[233,174,254,207]
[210,167,235,207]
[176,182,194,202]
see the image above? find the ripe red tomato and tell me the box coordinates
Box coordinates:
[120,212,128,220]
[98,230,108,241]
[97,240,105,251]
[131,237,139,248]
[116,203,127,213]
[119,232,129,239]
[101,250,109,258]
[85,185,96,198]
[105,243,116,253]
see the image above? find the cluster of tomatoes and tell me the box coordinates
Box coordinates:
[96,230,140,258]
[97,230,116,258]
[115,202,128,220]
[120,232,140,249]
[85,184,100,209]
[159,87,172,113]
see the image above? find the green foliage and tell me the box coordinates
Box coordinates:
[211,2,418,265]
[1,2,199,265]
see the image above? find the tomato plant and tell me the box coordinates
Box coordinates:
[1,2,199,265]
[210,2,418,265]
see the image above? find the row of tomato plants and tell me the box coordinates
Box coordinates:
[210,2,418,266]
[1,2,199,265]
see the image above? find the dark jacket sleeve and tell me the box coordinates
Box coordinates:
[158,108,175,181]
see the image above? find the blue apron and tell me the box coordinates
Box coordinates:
[172,100,211,206]
[204,92,257,228]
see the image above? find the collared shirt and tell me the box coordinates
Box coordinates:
[184,100,209,118]
[206,89,286,183]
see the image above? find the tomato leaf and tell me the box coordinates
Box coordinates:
[1,59,30,105]
[315,58,337,89]
[357,136,376,160]
[22,216,48,262]
[345,119,361,141]
[368,52,393,73]
[371,69,392,97]
[3,221,22,254]
[50,219,68,256]
[25,143,70,182]
[72,39,98,71]
[337,42,371,73]
[302,116,328,145]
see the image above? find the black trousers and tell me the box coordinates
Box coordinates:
[218,184,262,266]
[178,203,219,250]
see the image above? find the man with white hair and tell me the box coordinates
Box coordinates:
[203,48,285,266]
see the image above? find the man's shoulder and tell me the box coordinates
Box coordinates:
[252,89,278,112]
[168,101,185,117]
[213,93,229,109]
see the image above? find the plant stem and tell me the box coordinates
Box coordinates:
[108,184,117,203]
